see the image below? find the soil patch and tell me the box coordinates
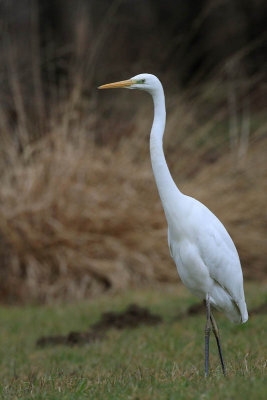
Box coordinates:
[36,300,267,347]
[91,303,162,331]
[36,303,162,347]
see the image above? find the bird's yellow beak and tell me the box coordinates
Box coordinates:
[98,79,134,89]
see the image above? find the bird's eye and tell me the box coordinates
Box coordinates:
[137,79,145,84]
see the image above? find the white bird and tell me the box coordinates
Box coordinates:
[98,73,248,377]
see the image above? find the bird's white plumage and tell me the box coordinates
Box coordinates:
[168,195,248,323]
[130,73,248,325]
[100,73,248,326]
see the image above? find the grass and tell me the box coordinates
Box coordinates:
[0,282,266,399]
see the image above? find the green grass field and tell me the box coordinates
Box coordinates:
[0,282,266,399]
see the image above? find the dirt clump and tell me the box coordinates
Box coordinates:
[36,330,104,347]
[36,303,162,347]
[91,303,162,331]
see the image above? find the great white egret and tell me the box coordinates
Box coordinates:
[98,73,248,377]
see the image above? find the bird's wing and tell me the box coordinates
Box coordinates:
[197,205,246,307]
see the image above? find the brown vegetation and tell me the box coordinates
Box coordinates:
[0,83,266,303]
[0,1,266,303]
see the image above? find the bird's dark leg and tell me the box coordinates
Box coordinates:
[205,294,211,377]
[210,312,226,376]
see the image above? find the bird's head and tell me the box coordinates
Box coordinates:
[98,73,162,94]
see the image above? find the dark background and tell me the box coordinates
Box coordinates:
[1,0,266,121]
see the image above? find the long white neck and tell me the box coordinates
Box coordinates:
[149,86,182,216]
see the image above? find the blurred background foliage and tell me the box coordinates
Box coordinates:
[0,0,266,303]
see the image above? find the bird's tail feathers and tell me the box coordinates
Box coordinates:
[239,301,248,323]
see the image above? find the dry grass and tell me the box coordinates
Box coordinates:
[0,126,176,303]
[0,1,265,303]
[0,83,266,303]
